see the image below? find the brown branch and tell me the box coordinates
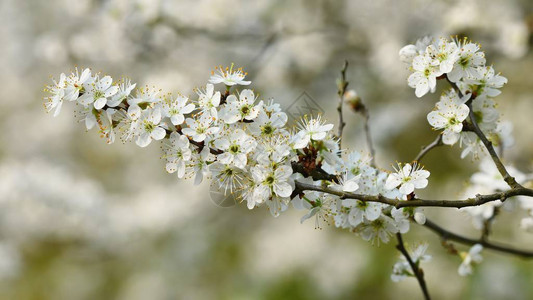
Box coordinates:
[336,60,349,147]
[414,135,443,163]
[481,207,500,242]
[360,105,377,168]
[446,76,521,189]
[294,181,533,208]
[395,233,431,300]
[422,219,533,258]
[466,100,521,188]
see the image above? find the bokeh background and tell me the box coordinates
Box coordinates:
[1,0,533,299]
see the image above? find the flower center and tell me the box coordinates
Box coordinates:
[240,105,250,115]
[459,56,470,67]
[93,90,104,100]
[261,124,274,135]
[351,167,360,176]
[448,117,460,126]
[229,144,240,154]
[356,201,367,209]
[196,126,206,134]
[264,175,275,185]
[144,122,155,132]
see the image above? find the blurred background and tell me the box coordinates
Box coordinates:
[1,0,533,299]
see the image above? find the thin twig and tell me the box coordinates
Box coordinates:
[361,105,377,168]
[481,207,500,242]
[337,60,349,147]
[294,181,533,208]
[414,135,443,163]
[395,233,431,300]
[446,77,521,189]
[422,219,533,258]
[466,100,521,188]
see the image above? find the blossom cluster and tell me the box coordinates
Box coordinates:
[400,37,509,158]
[44,35,531,282]
[44,63,434,249]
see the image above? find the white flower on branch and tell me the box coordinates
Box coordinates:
[360,215,399,245]
[426,37,460,73]
[209,64,251,86]
[182,114,220,143]
[107,78,136,108]
[196,83,221,118]
[65,67,94,102]
[399,36,433,65]
[78,75,119,110]
[162,94,195,126]
[471,96,499,133]
[44,73,68,117]
[251,164,294,203]
[214,129,256,169]
[298,192,336,228]
[127,89,161,120]
[164,132,192,179]
[385,163,430,196]
[221,89,262,124]
[459,66,507,98]
[459,132,485,159]
[291,115,334,149]
[458,244,483,276]
[187,147,215,185]
[135,107,166,147]
[344,199,382,227]
[427,89,470,145]
[391,243,431,282]
[407,52,443,98]
[447,40,486,83]
[248,109,288,138]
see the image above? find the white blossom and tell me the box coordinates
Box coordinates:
[78,75,119,109]
[64,67,94,101]
[221,89,262,124]
[107,78,136,107]
[427,38,460,73]
[196,83,221,118]
[458,244,483,276]
[360,215,399,245]
[343,199,382,227]
[44,73,68,117]
[292,115,334,149]
[399,36,433,64]
[164,132,192,178]
[182,114,220,143]
[209,64,251,86]
[385,163,430,195]
[135,107,166,147]
[299,192,336,228]
[162,94,195,126]
[214,129,256,169]
[447,41,486,83]
[188,147,216,185]
[459,66,507,97]
[251,164,294,203]
[407,53,443,98]
[391,243,431,282]
[427,89,470,145]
